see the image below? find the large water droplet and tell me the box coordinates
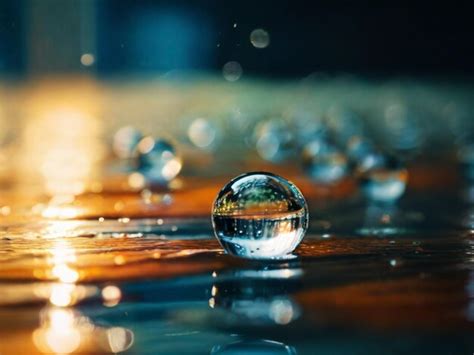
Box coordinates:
[212,172,308,259]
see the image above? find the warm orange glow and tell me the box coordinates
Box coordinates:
[33,308,82,354]
[49,284,74,307]
[52,265,79,284]
[18,80,105,196]
[102,285,122,307]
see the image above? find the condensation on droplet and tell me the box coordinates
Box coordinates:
[212,172,308,260]
[222,61,243,82]
[250,29,270,49]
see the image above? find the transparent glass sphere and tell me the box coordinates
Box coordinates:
[358,156,408,203]
[136,137,182,184]
[212,172,308,260]
[302,139,348,184]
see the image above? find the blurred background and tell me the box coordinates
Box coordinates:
[2,1,474,77]
[0,0,473,193]
[2,4,474,354]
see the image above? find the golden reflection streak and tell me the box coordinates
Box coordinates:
[19,79,105,196]
[32,306,134,354]
[33,308,83,354]
[44,239,80,307]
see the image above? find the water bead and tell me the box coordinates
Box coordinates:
[212,172,308,260]
[345,136,374,163]
[113,126,143,159]
[302,139,348,184]
[222,61,243,82]
[358,156,408,203]
[136,137,182,184]
[187,118,218,150]
[250,28,270,49]
[254,120,294,162]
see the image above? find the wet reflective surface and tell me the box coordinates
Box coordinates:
[0,78,473,354]
[2,173,474,354]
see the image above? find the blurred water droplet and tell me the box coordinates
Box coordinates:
[80,53,95,66]
[359,156,408,203]
[187,118,218,150]
[254,120,294,162]
[302,139,348,184]
[250,29,270,49]
[113,126,143,159]
[136,137,182,184]
[222,61,243,82]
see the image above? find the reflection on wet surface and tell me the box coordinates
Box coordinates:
[2,216,474,353]
[1,80,474,354]
[3,171,474,353]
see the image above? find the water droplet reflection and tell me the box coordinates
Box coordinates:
[209,265,302,326]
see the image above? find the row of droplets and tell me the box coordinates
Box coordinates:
[113,107,409,203]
